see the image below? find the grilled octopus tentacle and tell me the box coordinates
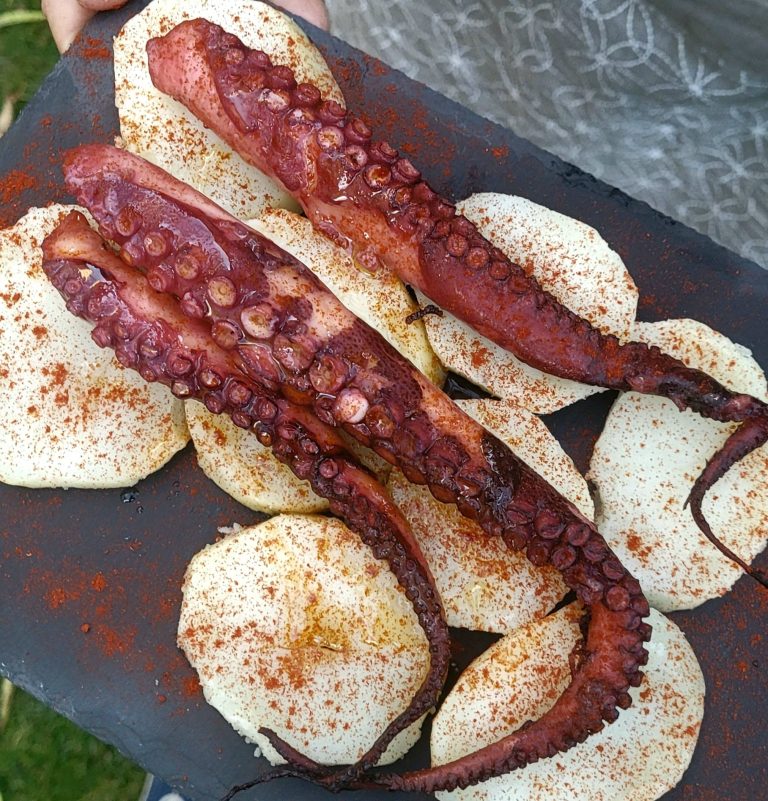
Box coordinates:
[58,144,651,792]
[146,19,768,586]
[41,209,451,780]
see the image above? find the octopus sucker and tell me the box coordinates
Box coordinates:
[146,18,768,586]
[40,207,451,783]
[45,144,650,792]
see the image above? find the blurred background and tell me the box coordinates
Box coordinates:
[330,0,768,269]
[0,2,56,135]
[1,0,766,799]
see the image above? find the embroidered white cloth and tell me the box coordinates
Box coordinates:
[327,0,768,268]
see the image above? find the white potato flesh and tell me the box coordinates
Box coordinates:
[589,319,768,611]
[432,606,705,801]
[460,194,638,339]
[459,399,594,521]
[387,398,595,633]
[248,209,444,385]
[114,0,345,219]
[185,400,390,514]
[185,401,326,514]
[178,515,429,765]
[421,193,638,414]
[0,205,188,488]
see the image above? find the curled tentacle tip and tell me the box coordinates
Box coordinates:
[253,728,380,793]
[683,481,705,512]
[220,763,340,801]
[687,489,768,591]
[684,412,768,589]
[219,767,296,801]
[257,727,329,776]
[751,568,768,590]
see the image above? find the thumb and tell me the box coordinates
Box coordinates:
[42,0,93,52]
[43,0,127,52]
[78,1,129,9]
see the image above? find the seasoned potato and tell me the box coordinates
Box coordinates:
[0,205,188,488]
[178,515,429,765]
[432,606,704,801]
[589,318,768,610]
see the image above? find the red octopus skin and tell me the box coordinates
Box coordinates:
[49,143,651,794]
[41,206,451,783]
[145,19,768,586]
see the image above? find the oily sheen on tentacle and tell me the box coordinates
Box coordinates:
[63,144,650,792]
[146,19,768,584]
[40,209,451,779]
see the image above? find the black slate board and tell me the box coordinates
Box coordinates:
[1,2,766,800]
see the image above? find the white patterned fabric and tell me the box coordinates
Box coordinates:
[326,0,768,268]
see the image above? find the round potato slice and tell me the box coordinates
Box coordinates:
[431,606,704,801]
[114,0,345,220]
[421,193,637,413]
[185,401,390,514]
[589,318,768,611]
[459,399,594,521]
[0,205,188,488]
[185,401,326,514]
[460,194,637,339]
[387,399,593,633]
[178,515,429,765]
[248,209,444,385]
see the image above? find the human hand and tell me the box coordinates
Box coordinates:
[42,0,124,52]
[42,0,329,53]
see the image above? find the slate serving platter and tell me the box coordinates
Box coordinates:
[1,2,766,800]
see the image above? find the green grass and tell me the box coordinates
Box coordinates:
[0,5,146,799]
[0,0,58,124]
[0,685,145,801]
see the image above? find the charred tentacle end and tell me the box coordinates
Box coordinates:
[221,728,381,798]
[257,727,330,776]
[685,412,768,589]
[220,767,313,801]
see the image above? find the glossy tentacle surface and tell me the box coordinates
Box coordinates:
[58,144,651,792]
[146,19,768,582]
[40,208,452,778]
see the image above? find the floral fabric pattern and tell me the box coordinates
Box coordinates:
[327,0,768,268]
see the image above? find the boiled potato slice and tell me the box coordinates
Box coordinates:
[460,399,594,521]
[249,209,444,385]
[186,401,390,514]
[178,515,429,765]
[589,318,768,611]
[114,0,345,219]
[185,402,326,514]
[461,194,637,339]
[431,606,704,801]
[421,193,637,413]
[387,399,593,633]
[0,205,188,488]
